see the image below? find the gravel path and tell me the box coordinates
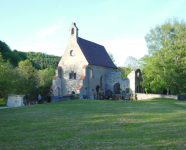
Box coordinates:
[0,106,8,109]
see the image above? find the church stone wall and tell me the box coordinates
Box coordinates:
[57,24,88,96]
[80,65,117,99]
[105,72,131,94]
[127,71,135,94]
[52,76,61,96]
[105,70,143,95]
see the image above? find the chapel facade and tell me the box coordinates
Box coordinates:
[51,23,144,99]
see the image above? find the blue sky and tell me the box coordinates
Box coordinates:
[1,0,186,66]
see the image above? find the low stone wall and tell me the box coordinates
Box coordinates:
[7,94,25,107]
[136,93,178,100]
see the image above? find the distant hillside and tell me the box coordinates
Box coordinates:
[26,52,61,70]
[0,40,61,69]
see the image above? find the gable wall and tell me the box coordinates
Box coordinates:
[58,40,88,95]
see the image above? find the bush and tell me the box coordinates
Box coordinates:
[70,94,75,100]
[74,94,79,99]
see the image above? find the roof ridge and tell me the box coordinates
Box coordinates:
[78,37,104,47]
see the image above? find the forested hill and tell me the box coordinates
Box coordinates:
[26,52,61,69]
[0,40,61,69]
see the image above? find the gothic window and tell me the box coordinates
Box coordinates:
[74,73,76,79]
[100,76,103,88]
[69,73,72,79]
[71,28,74,35]
[114,83,120,94]
[69,71,76,80]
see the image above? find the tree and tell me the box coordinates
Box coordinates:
[124,56,139,70]
[108,52,116,66]
[0,52,25,98]
[141,18,186,95]
[38,68,55,86]
[17,60,38,93]
[117,66,133,78]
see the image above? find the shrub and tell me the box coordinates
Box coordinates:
[70,94,75,100]
[74,94,79,99]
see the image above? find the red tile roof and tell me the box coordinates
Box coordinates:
[50,85,55,89]
[79,76,85,80]
[56,66,61,70]
[83,65,88,68]
[53,76,58,80]
[77,85,83,90]
[78,37,117,69]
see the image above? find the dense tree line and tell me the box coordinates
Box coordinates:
[0,40,61,69]
[0,52,55,99]
[0,41,59,100]
[26,52,60,70]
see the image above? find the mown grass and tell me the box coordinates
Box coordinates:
[0,98,186,149]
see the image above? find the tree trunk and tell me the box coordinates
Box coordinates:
[167,87,169,95]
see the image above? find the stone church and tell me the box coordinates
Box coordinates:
[51,23,143,99]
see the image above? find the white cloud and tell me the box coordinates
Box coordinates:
[100,38,148,67]
[38,26,59,38]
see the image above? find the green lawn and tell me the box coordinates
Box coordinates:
[0,99,186,149]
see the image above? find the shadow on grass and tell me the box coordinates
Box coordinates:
[1,99,186,149]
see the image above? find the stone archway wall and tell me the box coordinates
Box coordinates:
[105,72,130,94]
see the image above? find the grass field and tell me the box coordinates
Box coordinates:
[0,98,186,149]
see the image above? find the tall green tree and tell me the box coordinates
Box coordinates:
[0,53,25,98]
[141,18,186,95]
[17,60,38,94]
[38,68,54,86]
[124,56,139,70]
[117,66,133,78]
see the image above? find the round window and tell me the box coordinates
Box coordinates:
[70,50,75,57]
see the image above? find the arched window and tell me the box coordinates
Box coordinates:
[100,76,103,88]
[114,83,120,94]
[69,71,76,80]
[71,28,74,35]
[71,91,75,94]
[74,73,76,79]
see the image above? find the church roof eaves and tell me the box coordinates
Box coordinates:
[79,76,85,80]
[50,85,55,89]
[77,85,83,90]
[53,76,58,80]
